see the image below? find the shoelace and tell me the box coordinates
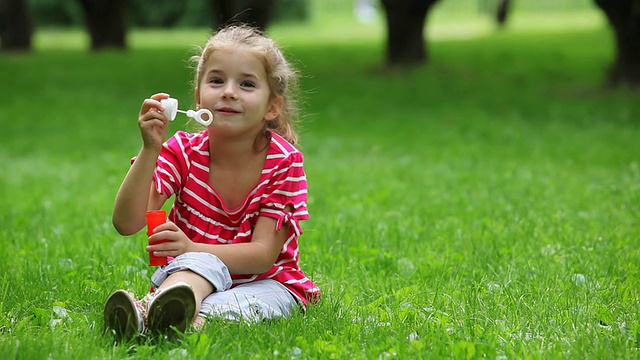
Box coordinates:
[135,292,156,327]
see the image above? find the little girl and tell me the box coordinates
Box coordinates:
[104,25,320,341]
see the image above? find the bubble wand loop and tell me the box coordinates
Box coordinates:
[161,98,213,126]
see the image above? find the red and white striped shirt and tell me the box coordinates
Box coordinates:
[151,130,320,305]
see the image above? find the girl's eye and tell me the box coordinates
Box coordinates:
[240,81,256,88]
[209,77,223,84]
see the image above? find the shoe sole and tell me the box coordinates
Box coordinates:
[103,290,140,341]
[147,283,196,337]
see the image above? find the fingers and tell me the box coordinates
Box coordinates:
[147,241,177,256]
[149,221,176,234]
[147,222,188,256]
[138,94,171,149]
[151,92,170,100]
[146,236,176,254]
[139,93,170,116]
[139,106,167,127]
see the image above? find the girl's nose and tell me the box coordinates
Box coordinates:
[221,84,238,100]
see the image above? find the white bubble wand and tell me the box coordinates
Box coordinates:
[160,98,213,126]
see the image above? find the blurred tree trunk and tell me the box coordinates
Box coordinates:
[210,0,275,31]
[0,0,33,52]
[496,0,511,28]
[76,0,128,50]
[380,0,441,67]
[594,0,640,87]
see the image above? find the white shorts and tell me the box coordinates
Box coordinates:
[150,252,302,322]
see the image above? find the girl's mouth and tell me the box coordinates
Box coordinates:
[217,107,240,115]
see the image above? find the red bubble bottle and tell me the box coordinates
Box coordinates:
[146,210,169,266]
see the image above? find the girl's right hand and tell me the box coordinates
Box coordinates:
[138,93,171,152]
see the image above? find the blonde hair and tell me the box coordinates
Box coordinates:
[191,25,301,146]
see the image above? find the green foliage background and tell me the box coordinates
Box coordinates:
[28,0,595,28]
[28,0,310,28]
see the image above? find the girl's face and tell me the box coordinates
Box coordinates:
[196,47,281,140]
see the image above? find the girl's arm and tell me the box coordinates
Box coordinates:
[197,215,289,274]
[112,93,171,235]
[112,147,169,235]
[148,212,291,275]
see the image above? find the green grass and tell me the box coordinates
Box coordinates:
[1,13,639,359]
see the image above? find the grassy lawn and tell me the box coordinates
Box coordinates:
[1,10,639,359]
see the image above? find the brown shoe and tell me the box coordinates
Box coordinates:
[146,282,196,338]
[103,290,145,341]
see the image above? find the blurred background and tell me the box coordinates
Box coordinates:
[2,0,637,88]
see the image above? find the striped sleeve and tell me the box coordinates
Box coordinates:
[259,150,309,236]
[153,131,191,196]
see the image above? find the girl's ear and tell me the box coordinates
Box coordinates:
[194,88,200,108]
[264,96,284,121]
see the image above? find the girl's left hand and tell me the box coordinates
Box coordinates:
[146,221,194,257]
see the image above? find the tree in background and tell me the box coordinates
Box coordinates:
[496,0,511,28]
[210,0,276,31]
[76,0,128,50]
[0,0,33,52]
[380,0,441,67]
[594,0,640,87]
[4,0,640,88]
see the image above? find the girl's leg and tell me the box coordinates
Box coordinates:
[150,252,234,328]
[199,279,302,323]
[156,270,213,317]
